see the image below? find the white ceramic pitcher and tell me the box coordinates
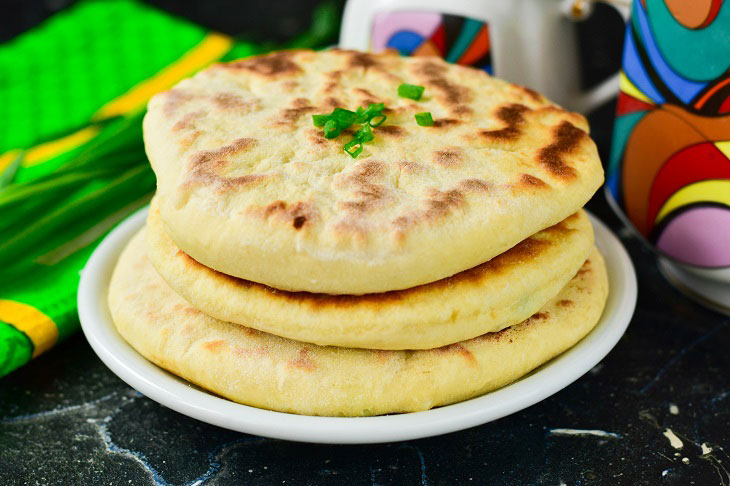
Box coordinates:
[340,0,629,113]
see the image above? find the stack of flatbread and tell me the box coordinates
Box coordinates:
[108,49,608,416]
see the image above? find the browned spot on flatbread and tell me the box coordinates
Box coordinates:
[398,161,423,174]
[162,89,194,117]
[391,188,465,237]
[432,118,461,128]
[478,104,531,140]
[540,213,579,237]
[413,60,448,78]
[225,51,302,77]
[343,51,379,69]
[337,161,391,214]
[519,173,548,188]
[263,200,317,229]
[557,299,574,308]
[203,340,226,352]
[458,178,492,192]
[432,343,477,366]
[172,111,206,131]
[412,60,472,116]
[288,348,316,371]
[183,307,202,317]
[212,93,246,110]
[374,125,407,137]
[274,97,315,126]
[432,147,463,168]
[188,138,262,189]
[537,122,586,179]
[352,88,383,103]
[322,97,344,110]
[577,258,592,277]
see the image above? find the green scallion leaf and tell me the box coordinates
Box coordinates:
[331,108,357,129]
[355,124,374,142]
[368,114,386,127]
[356,103,385,123]
[415,112,434,127]
[343,139,363,158]
[398,83,425,100]
[323,119,340,139]
[312,114,330,127]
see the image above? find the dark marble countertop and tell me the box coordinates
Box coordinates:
[2,194,729,486]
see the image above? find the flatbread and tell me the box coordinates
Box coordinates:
[108,230,608,416]
[144,49,603,294]
[146,198,594,349]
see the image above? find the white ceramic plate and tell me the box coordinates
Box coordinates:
[78,207,637,444]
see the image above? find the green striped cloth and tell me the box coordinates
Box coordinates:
[0,0,338,377]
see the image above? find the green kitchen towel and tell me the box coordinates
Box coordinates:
[0,0,339,377]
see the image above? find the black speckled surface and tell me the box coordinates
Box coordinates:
[2,192,729,485]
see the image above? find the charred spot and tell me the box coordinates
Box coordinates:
[262,200,316,228]
[413,61,448,78]
[188,138,257,186]
[557,299,574,308]
[212,93,245,110]
[346,51,379,69]
[536,121,585,179]
[458,178,492,192]
[427,78,471,106]
[519,173,548,188]
[293,216,306,229]
[322,97,344,109]
[227,51,302,77]
[432,148,463,168]
[432,343,477,365]
[525,312,549,325]
[479,104,530,140]
[172,111,205,131]
[374,125,406,137]
[432,118,461,128]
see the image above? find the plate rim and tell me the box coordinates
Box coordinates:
[78,206,637,444]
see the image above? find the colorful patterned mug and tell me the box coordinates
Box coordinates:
[339,0,629,113]
[606,0,730,301]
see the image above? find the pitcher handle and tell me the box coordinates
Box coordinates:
[561,0,631,114]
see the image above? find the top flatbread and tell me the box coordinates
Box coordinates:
[144,49,603,294]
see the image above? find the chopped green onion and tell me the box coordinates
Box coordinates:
[355,124,374,142]
[398,83,425,100]
[312,114,329,127]
[323,119,340,139]
[356,102,385,123]
[415,112,434,126]
[344,139,363,158]
[331,108,357,128]
[368,114,386,127]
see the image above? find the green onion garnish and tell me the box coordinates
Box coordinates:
[313,102,389,157]
[344,139,363,158]
[398,83,425,100]
[323,119,340,139]
[331,108,357,128]
[355,103,385,124]
[312,114,329,127]
[368,114,386,127]
[355,124,374,142]
[415,112,434,126]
